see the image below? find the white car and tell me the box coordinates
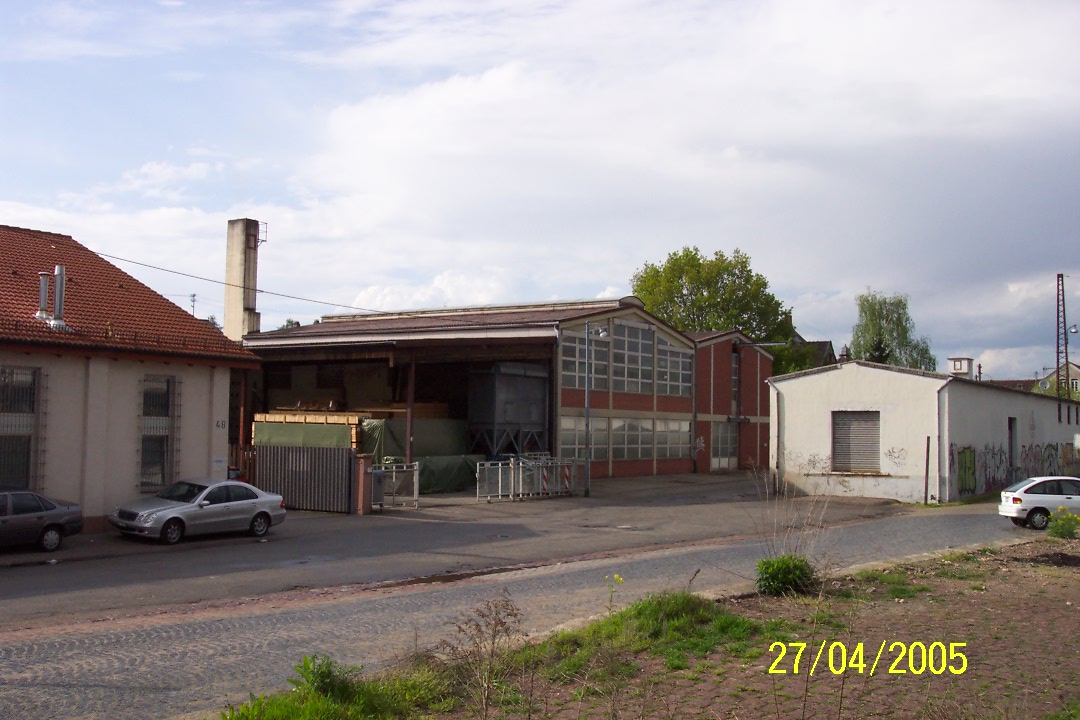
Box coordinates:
[110,480,286,544]
[998,476,1080,530]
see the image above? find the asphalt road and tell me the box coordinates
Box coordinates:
[0,474,898,622]
[0,498,1024,720]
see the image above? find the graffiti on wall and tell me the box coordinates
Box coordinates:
[884,447,908,473]
[950,442,1079,496]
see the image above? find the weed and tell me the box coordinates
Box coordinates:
[756,554,816,596]
[1048,507,1080,539]
[438,587,523,720]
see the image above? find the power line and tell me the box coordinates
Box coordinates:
[96,251,387,314]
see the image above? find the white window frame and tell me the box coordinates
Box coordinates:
[655,419,692,459]
[559,415,608,460]
[560,334,609,391]
[612,324,654,395]
[611,417,654,460]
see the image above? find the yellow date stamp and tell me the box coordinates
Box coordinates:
[768,641,968,676]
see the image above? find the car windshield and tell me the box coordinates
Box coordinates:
[1003,479,1033,493]
[156,482,209,503]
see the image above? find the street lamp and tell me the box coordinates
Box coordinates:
[583,320,608,497]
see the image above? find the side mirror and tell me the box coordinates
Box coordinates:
[198,500,211,508]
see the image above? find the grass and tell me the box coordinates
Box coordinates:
[514,591,792,676]
[218,562,1080,720]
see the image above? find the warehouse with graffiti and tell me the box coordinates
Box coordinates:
[768,358,1080,503]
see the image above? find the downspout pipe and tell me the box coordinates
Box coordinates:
[935,377,954,503]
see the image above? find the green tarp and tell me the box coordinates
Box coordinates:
[253,422,351,448]
[360,419,467,459]
[416,455,486,493]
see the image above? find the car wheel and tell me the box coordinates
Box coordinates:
[39,526,63,552]
[1010,517,1026,527]
[160,518,185,545]
[249,513,271,537]
[1027,509,1050,531]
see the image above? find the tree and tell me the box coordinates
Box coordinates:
[631,247,790,340]
[205,315,221,330]
[278,318,301,330]
[631,247,813,374]
[849,289,936,371]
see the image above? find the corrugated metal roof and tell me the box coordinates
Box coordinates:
[252,297,646,341]
[0,225,256,364]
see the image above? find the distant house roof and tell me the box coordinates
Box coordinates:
[986,379,1036,392]
[0,225,256,365]
[245,296,695,348]
[805,340,837,367]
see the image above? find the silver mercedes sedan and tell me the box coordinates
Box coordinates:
[109,480,286,545]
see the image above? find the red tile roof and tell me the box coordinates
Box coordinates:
[0,225,256,364]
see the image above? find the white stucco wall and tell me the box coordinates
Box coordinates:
[770,363,1080,504]
[770,364,945,503]
[1,351,231,523]
[939,381,1080,502]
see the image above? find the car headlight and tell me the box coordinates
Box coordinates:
[136,511,159,524]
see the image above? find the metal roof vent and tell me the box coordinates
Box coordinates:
[34,265,69,331]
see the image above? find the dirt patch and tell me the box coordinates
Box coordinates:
[438,537,1080,719]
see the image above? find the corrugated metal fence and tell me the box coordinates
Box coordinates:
[255,446,355,513]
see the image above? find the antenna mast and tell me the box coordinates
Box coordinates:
[1057,273,1069,401]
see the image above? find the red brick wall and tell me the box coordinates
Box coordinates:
[656,395,692,413]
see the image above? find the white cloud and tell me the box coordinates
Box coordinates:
[3,0,1079,380]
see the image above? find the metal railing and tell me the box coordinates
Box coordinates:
[476,455,587,502]
[372,462,420,509]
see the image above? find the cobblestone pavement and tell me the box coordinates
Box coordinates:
[0,505,1019,720]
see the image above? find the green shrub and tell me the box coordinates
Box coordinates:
[755,554,816,596]
[289,654,359,704]
[1048,507,1080,539]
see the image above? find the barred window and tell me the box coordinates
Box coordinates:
[560,335,609,390]
[140,376,179,491]
[612,324,654,394]
[655,419,692,459]
[0,367,41,491]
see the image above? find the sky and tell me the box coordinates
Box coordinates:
[1,0,1078,380]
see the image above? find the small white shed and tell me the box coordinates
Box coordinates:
[769,361,1080,503]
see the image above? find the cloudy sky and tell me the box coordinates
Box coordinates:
[2,0,1078,379]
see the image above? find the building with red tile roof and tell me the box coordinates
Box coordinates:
[1,225,258,532]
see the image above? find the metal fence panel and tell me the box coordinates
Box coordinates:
[255,446,354,513]
[373,462,419,509]
[476,456,586,502]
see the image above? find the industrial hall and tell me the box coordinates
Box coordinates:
[223,220,772,487]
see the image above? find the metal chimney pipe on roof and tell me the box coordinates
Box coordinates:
[53,265,66,323]
[36,272,51,320]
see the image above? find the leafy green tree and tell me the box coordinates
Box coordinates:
[205,314,221,330]
[278,318,301,330]
[631,246,813,374]
[849,290,936,370]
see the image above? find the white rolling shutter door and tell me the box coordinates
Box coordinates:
[832,411,880,472]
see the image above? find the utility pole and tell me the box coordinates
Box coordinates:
[190,293,196,316]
